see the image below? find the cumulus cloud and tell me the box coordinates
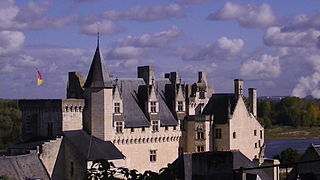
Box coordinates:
[106,46,145,60]
[240,54,280,80]
[282,14,320,32]
[176,37,244,61]
[0,30,25,55]
[207,2,276,28]
[106,26,183,60]
[292,72,320,98]
[0,0,75,31]
[116,26,182,48]
[80,20,123,35]
[291,55,320,98]
[101,4,186,22]
[264,26,320,47]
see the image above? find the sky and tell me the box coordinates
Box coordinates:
[1,0,320,99]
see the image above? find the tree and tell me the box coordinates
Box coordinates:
[273,148,301,167]
[86,159,162,180]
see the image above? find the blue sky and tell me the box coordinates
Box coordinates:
[1,0,320,99]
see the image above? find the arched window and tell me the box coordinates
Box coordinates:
[233,132,236,139]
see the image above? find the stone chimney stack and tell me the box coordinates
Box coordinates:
[138,66,155,85]
[234,79,244,97]
[198,72,207,83]
[165,72,180,84]
[249,88,257,117]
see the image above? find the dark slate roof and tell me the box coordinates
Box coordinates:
[202,93,238,124]
[311,144,320,156]
[0,153,49,180]
[156,79,179,126]
[115,78,178,127]
[119,78,151,127]
[84,45,109,88]
[165,151,270,180]
[63,130,124,161]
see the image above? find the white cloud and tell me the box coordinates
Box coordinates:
[292,72,320,98]
[282,14,320,32]
[240,54,280,80]
[80,20,123,35]
[177,37,244,61]
[116,26,182,48]
[207,2,276,28]
[0,0,75,31]
[101,4,186,22]
[264,26,320,47]
[0,30,25,55]
[106,46,145,59]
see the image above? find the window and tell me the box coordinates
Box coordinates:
[114,103,120,113]
[178,101,183,112]
[165,126,168,131]
[65,106,69,112]
[142,127,145,132]
[173,126,177,130]
[215,128,222,139]
[131,128,134,133]
[70,106,73,112]
[150,150,157,162]
[196,131,204,140]
[152,121,159,132]
[196,146,205,152]
[199,91,205,99]
[233,132,236,139]
[255,143,257,148]
[196,127,205,140]
[150,101,157,113]
[260,130,263,139]
[75,106,78,112]
[254,129,257,136]
[116,122,123,133]
[259,140,261,147]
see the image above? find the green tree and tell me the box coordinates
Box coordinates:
[273,148,301,167]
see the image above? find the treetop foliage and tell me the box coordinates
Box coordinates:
[258,97,320,128]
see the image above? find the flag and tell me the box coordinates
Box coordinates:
[37,70,44,86]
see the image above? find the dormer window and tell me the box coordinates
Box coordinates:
[114,102,120,114]
[152,120,159,132]
[178,101,183,112]
[116,122,123,133]
[150,101,157,113]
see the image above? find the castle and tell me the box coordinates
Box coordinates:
[1,41,271,179]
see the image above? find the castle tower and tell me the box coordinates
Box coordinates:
[83,37,113,141]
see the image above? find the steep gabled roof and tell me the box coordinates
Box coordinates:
[64,130,124,161]
[202,93,238,124]
[0,153,50,180]
[84,44,109,88]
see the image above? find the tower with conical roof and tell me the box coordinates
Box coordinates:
[82,35,114,141]
[84,34,109,88]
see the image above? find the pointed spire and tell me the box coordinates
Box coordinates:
[84,37,109,88]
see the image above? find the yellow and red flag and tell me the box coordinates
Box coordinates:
[37,70,44,86]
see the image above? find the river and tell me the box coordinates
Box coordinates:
[265,139,320,158]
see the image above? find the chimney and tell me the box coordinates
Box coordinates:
[165,72,180,84]
[198,72,207,83]
[234,79,244,97]
[249,88,257,117]
[138,66,155,85]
